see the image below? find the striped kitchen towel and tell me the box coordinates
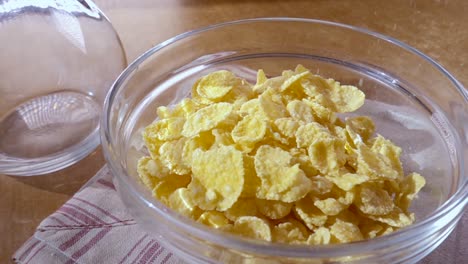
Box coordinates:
[12,165,467,263]
[12,166,184,264]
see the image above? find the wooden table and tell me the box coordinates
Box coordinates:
[1,0,467,262]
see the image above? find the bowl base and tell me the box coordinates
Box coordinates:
[0,91,100,176]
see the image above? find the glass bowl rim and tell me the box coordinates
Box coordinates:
[102,17,467,258]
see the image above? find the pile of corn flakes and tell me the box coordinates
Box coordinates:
[137,65,425,245]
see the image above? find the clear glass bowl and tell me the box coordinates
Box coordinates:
[102,18,467,263]
[0,0,126,176]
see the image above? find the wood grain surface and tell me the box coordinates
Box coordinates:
[1,0,466,262]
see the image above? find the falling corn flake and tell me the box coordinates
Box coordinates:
[138,65,426,245]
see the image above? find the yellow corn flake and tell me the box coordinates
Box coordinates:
[231,216,272,242]
[256,69,268,86]
[306,227,331,245]
[198,211,231,229]
[355,184,394,215]
[326,80,365,113]
[295,122,332,148]
[314,198,347,216]
[264,126,291,146]
[157,98,202,120]
[356,143,399,180]
[181,135,211,168]
[294,198,328,230]
[168,188,201,219]
[225,198,258,221]
[191,79,214,105]
[241,155,261,198]
[138,65,426,245]
[238,98,263,117]
[280,71,310,92]
[290,149,319,177]
[303,99,337,125]
[301,75,329,98]
[255,199,292,220]
[286,100,315,123]
[223,83,255,111]
[274,118,300,139]
[368,208,415,228]
[335,209,360,226]
[308,138,346,175]
[337,190,355,206]
[371,135,404,177]
[330,219,364,243]
[156,106,171,120]
[216,111,241,131]
[345,116,375,142]
[232,115,267,145]
[182,102,233,137]
[159,138,190,175]
[255,145,312,202]
[143,136,164,159]
[211,128,235,147]
[258,89,288,120]
[145,158,169,179]
[359,219,384,239]
[272,219,309,243]
[190,145,244,211]
[397,173,426,210]
[253,75,285,94]
[196,70,239,100]
[379,226,395,236]
[303,76,364,113]
[308,176,334,196]
[329,173,369,191]
[153,174,191,204]
[144,118,186,142]
[137,157,161,189]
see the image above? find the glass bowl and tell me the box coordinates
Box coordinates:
[102,18,467,263]
[0,0,126,176]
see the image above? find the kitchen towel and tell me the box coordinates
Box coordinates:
[13,166,466,263]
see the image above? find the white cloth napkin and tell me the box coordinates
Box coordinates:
[12,166,184,264]
[13,166,466,263]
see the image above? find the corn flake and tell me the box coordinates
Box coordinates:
[232,115,267,145]
[314,198,347,216]
[294,198,328,230]
[196,70,238,100]
[272,219,309,243]
[330,219,363,243]
[198,211,231,229]
[255,199,292,220]
[159,138,190,175]
[255,145,312,202]
[287,100,315,123]
[225,198,258,221]
[153,174,191,204]
[355,184,394,216]
[306,227,331,245]
[231,216,272,242]
[308,138,346,175]
[168,188,201,219]
[182,102,233,137]
[190,145,244,211]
